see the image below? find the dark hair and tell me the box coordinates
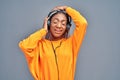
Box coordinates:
[45,9,72,40]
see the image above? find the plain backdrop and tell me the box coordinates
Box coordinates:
[0,0,120,80]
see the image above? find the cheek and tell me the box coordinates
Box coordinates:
[63,26,67,31]
[49,26,55,34]
[50,24,55,29]
[63,28,67,33]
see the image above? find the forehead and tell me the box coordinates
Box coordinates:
[51,13,67,21]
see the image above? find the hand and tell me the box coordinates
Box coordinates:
[52,6,68,11]
[43,17,49,31]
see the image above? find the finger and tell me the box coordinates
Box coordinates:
[43,17,48,29]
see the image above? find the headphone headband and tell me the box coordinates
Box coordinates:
[48,10,67,18]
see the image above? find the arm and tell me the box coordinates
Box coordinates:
[18,18,48,80]
[66,7,88,56]
[19,29,47,80]
[19,17,48,56]
[19,29,47,51]
[52,6,88,56]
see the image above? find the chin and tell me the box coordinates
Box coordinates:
[53,34,64,40]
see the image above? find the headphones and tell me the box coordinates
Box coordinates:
[47,9,72,30]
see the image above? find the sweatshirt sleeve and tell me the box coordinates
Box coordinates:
[66,7,88,57]
[19,28,47,56]
[19,28,47,80]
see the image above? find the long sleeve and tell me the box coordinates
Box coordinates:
[19,28,47,80]
[19,28,47,54]
[66,7,88,57]
[19,28,47,63]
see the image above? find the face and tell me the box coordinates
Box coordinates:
[50,13,67,40]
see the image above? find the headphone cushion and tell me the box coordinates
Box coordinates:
[47,20,50,26]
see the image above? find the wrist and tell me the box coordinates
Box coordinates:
[43,28,48,32]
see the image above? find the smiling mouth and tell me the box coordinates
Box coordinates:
[54,29,62,34]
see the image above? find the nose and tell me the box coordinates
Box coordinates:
[57,22,62,28]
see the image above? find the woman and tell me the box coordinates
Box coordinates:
[19,6,88,80]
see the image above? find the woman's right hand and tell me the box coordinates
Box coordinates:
[43,17,49,31]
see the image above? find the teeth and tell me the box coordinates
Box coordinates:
[55,29,61,32]
[56,30,61,32]
[55,29,62,33]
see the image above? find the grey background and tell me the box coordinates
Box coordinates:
[0,0,120,80]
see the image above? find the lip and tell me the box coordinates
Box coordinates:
[54,29,62,34]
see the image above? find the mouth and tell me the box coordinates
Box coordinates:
[54,29,62,34]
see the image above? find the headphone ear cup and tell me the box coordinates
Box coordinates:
[47,20,50,30]
[66,25,69,30]
[66,24,71,31]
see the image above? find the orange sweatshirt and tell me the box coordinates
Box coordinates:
[19,7,87,80]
